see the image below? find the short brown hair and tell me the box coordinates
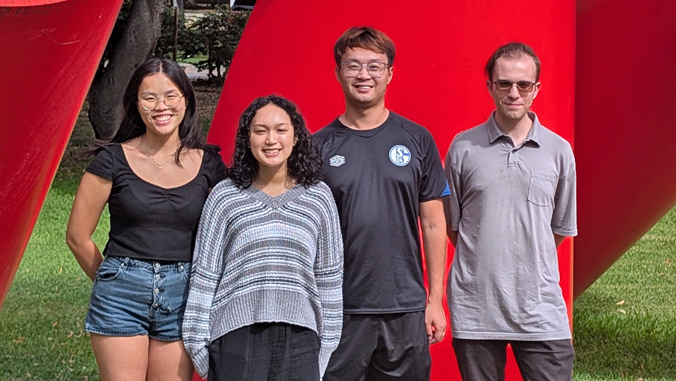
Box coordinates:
[484,42,541,82]
[334,26,396,66]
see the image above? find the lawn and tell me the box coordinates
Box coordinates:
[1,117,675,380]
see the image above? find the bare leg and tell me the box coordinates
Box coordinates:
[147,338,195,381]
[90,333,149,381]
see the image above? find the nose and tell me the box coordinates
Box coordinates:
[154,97,170,110]
[265,131,278,144]
[356,64,371,79]
[507,84,521,98]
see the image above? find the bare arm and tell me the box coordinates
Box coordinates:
[420,198,448,344]
[65,172,112,281]
[554,234,566,248]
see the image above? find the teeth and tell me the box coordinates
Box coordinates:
[154,115,171,121]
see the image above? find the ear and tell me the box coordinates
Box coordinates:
[335,66,341,82]
[386,66,394,85]
[533,82,541,99]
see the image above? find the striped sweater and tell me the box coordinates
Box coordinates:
[183,178,343,378]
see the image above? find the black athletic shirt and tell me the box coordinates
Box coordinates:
[314,112,450,313]
[86,143,227,262]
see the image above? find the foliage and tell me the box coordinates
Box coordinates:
[96,2,249,84]
[181,6,250,83]
[154,6,191,60]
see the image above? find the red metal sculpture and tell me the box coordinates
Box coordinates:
[0,0,123,307]
[2,0,676,380]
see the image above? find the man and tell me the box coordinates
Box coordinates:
[314,26,449,380]
[444,42,577,381]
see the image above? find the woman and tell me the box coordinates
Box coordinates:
[66,58,227,381]
[183,95,343,381]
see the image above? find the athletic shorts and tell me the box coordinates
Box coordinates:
[323,311,431,381]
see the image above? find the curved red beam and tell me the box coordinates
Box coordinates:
[0,0,123,308]
[574,0,676,297]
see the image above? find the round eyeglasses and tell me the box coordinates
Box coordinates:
[492,80,537,94]
[340,61,390,78]
[138,93,185,111]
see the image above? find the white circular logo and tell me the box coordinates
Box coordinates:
[389,145,411,166]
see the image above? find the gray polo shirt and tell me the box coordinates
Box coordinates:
[445,112,577,341]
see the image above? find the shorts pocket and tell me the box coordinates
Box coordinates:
[527,171,556,207]
[178,262,191,282]
[95,257,123,282]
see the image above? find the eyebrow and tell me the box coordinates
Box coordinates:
[139,90,180,96]
[252,122,292,128]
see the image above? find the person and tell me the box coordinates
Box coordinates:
[65,58,227,381]
[444,42,577,381]
[314,27,450,381]
[182,95,344,381]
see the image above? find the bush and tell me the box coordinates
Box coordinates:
[181,6,250,83]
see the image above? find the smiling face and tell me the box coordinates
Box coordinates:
[487,56,541,126]
[137,73,186,138]
[249,104,296,173]
[335,47,393,110]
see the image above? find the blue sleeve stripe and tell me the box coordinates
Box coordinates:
[441,182,451,197]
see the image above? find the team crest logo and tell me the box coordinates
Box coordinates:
[389,145,411,166]
[330,155,346,167]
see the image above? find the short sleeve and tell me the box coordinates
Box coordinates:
[444,144,462,230]
[86,145,115,180]
[204,148,228,187]
[551,147,577,236]
[419,131,450,202]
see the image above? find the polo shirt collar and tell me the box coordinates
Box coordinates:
[486,111,542,146]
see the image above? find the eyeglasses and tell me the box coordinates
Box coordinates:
[138,93,184,111]
[492,80,537,94]
[340,61,390,78]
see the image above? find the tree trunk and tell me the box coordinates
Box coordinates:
[88,0,166,140]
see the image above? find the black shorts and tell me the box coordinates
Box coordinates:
[452,338,574,381]
[323,311,431,381]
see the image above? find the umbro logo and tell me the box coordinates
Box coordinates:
[329,155,345,167]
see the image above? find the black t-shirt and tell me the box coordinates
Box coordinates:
[86,143,227,262]
[314,112,449,313]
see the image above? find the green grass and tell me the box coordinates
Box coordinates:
[573,208,676,380]
[0,178,109,380]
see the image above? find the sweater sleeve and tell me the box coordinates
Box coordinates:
[314,183,344,377]
[182,182,230,378]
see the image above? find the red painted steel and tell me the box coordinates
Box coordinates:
[1,0,68,6]
[206,0,575,379]
[0,0,123,308]
[574,0,676,297]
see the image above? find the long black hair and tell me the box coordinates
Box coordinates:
[229,95,322,188]
[94,58,212,165]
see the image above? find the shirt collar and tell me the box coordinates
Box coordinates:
[486,111,542,146]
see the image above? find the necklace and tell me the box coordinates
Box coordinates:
[148,151,176,170]
[140,136,178,170]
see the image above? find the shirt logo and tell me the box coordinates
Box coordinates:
[330,155,346,167]
[389,145,411,166]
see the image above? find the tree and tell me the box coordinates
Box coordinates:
[183,6,250,83]
[88,0,167,140]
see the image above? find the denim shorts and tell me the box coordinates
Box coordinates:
[85,256,191,341]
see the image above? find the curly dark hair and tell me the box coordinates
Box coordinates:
[230,95,322,188]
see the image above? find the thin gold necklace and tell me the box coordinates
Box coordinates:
[141,136,178,170]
